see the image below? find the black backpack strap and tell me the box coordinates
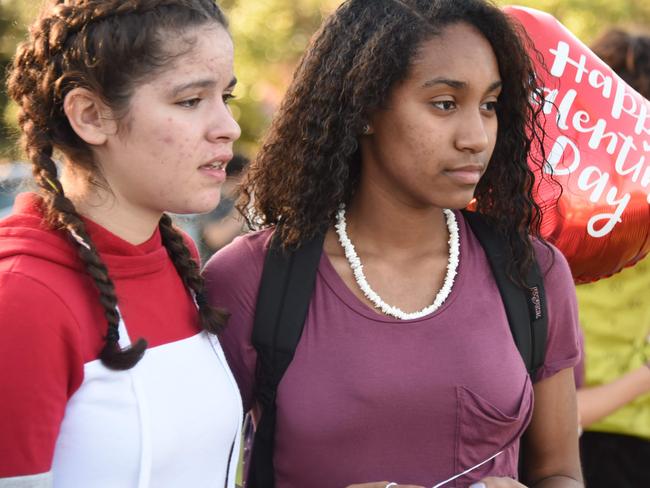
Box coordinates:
[247,230,325,488]
[461,210,548,380]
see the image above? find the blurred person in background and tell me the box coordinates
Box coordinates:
[575,29,650,488]
[172,154,249,262]
[201,153,250,255]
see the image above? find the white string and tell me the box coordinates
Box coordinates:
[431,450,503,488]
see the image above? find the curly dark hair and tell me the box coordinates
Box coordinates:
[239,0,551,283]
[591,29,650,99]
[7,0,229,370]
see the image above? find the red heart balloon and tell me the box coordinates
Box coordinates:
[504,6,650,283]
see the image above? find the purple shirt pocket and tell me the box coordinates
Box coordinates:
[455,377,533,485]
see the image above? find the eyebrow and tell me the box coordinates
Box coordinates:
[171,76,237,97]
[422,78,502,93]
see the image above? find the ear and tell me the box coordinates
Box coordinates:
[63,88,117,146]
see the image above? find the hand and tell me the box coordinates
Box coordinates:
[346,483,424,488]
[469,477,527,488]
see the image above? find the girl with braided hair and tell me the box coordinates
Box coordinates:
[204,0,583,487]
[0,0,242,486]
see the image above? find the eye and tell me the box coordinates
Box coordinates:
[223,93,236,104]
[177,97,201,108]
[431,100,456,111]
[481,100,499,112]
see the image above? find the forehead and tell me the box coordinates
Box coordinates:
[150,24,234,86]
[407,22,500,86]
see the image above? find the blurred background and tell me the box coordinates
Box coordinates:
[1,0,650,254]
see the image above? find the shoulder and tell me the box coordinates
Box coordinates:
[0,270,85,408]
[0,267,78,318]
[0,271,84,479]
[0,269,83,346]
[532,239,574,293]
[203,229,273,282]
[203,231,275,411]
[202,229,274,309]
[530,239,578,333]
[531,241,581,381]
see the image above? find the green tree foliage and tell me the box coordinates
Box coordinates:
[226,0,650,156]
[0,0,648,158]
[496,0,650,44]
[223,0,340,155]
[0,0,39,159]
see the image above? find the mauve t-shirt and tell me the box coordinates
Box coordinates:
[204,211,580,488]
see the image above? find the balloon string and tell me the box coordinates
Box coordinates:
[431,450,503,488]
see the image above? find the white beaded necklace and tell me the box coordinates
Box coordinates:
[334,205,460,320]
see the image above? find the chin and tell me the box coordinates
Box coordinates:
[194,198,222,215]
[438,194,476,211]
[172,195,223,216]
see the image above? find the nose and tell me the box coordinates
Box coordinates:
[454,108,493,154]
[207,100,241,143]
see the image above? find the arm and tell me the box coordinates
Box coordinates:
[0,272,83,482]
[521,368,583,487]
[203,233,266,411]
[477,245,584,488]
[523,245,583,486]
[475,369,583,488]
[577,364,650,427]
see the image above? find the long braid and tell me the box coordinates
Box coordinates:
[7,0,227,369]
[159,214,229,334]
[16,100,147,370]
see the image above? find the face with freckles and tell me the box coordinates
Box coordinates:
[95,24,240,218]
[360,22,501,210]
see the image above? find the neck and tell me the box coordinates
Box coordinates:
[61,169,161,245]
[345,184,448,254]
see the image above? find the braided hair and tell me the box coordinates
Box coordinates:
[7,0,229,370]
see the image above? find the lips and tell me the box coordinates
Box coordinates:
[199,154,232,171]
[199,161,227,171]
[198,154,232,183]
[444,164,485,185]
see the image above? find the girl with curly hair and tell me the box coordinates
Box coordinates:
[0,1,242,486]
[204,0,583,487]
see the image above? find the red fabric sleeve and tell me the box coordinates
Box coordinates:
[0,271,84,477]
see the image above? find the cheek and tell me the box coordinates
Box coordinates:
[157,118,180,146]
[154,127,197,164]
[157,134,193,158]
[160,131,175,145]
[154,114,192,142]
[488,121,499,152]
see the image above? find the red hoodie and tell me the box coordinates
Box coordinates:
[0,193,242,485]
